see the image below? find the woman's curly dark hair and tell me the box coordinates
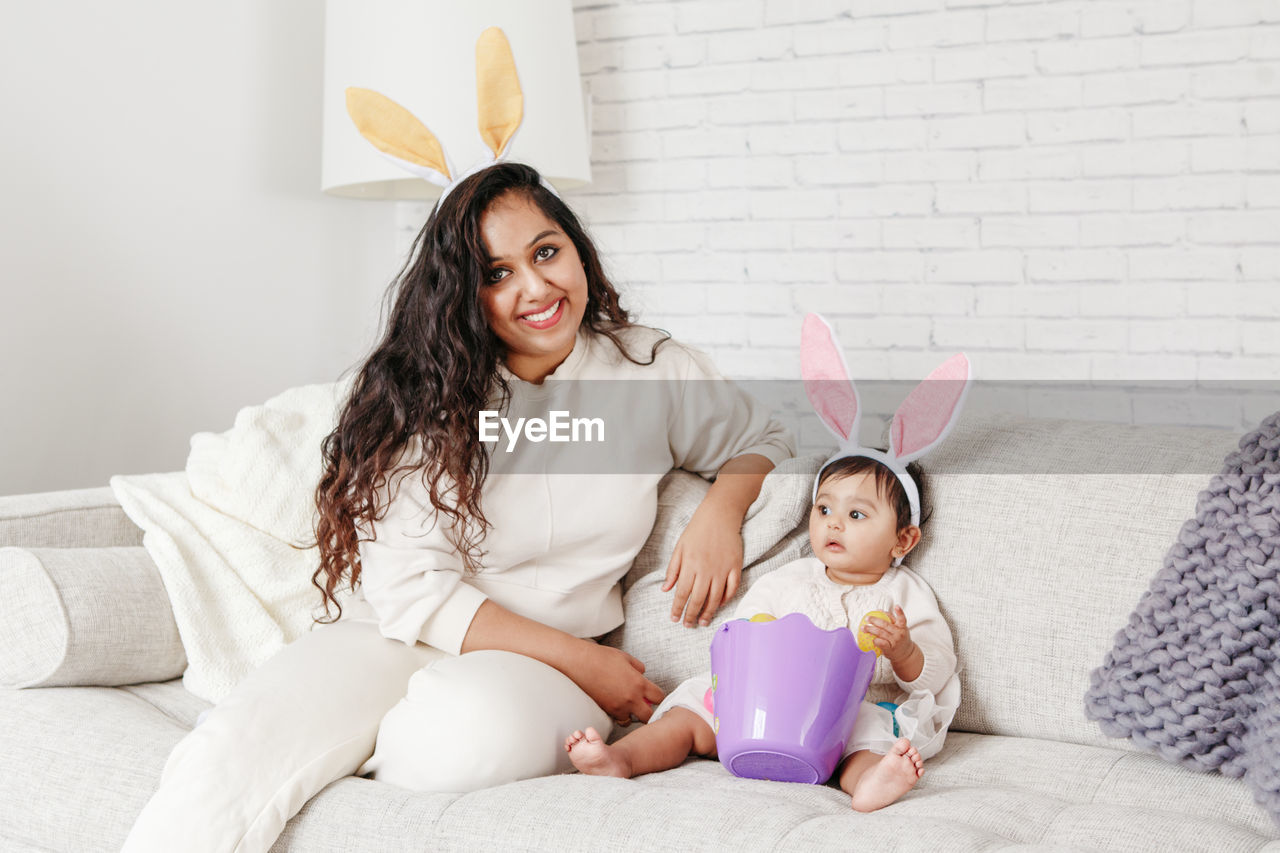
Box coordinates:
[311,163,664,622]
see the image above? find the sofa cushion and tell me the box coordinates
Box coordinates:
[284,742,1277,850]
[601,453,818,695]
[116,679,212,729]
[4,681,1273,853]
[0,486,143,548]
[0,546,185,689]
[910,414,1241,750]
[0,681,204,852]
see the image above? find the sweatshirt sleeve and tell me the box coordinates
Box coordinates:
[356,470,488,655]
[892,569,958,696]
[667,343,796,479]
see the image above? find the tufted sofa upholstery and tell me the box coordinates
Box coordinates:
[2,415,1277,852]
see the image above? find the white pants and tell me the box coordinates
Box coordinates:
[122,600,611,853]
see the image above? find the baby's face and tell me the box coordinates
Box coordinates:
[809,471,908,585]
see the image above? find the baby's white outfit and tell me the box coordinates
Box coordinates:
[652,556,960,762]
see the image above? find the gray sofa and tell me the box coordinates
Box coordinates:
[3,414,1279,852]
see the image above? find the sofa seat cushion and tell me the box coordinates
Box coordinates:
[5,683,1275,853]
[918,733,1278,848]
[0,681,208,852]
[284,734,1278,852]
[279,733,1279,852]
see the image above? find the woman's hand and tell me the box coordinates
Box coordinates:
[567,640,665,727]
[662,454,776,629]
[663,500,744,628]
[460,601,664,726]
[861,606,924,682]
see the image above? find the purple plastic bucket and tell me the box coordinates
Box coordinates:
[709,612,877,784]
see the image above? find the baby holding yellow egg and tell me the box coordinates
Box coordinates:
[565,313,968,812]
[565,452,960,811]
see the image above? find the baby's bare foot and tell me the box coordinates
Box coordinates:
[565,727,633,778]
[850,738,923,813]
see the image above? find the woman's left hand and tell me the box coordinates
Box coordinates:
[662,500,744,628]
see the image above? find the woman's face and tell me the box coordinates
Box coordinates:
[478,192,589,384]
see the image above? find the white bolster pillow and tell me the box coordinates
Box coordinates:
[0,546,186,688]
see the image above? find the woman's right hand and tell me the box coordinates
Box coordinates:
[459,601,665,726]
[568,641,665,727]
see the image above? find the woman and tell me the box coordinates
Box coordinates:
[123,163,794,853]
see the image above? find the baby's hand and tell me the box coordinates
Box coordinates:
[860,606,916,664]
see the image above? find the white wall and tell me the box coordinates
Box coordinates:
[557,0,1280,439]
[0,1,400,494]
[7,1,1280,494]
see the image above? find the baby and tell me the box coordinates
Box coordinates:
[565,452,960,812]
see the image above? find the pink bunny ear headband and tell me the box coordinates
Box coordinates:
[343,27,556,208]
[802,313,973,566]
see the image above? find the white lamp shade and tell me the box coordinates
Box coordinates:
[321,0,590,199]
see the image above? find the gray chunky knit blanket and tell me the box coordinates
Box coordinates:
[1085,411,1280,824]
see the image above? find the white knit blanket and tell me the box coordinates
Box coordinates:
[110,380,352,703]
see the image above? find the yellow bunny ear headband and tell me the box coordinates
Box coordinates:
[344,27,555,207]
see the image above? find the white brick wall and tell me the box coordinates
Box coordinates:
[402,0,1280,433]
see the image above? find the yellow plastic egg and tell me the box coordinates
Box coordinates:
[857,610,892,655]
[749,613,776,622]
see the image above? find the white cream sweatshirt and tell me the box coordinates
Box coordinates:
[353,326,796,655]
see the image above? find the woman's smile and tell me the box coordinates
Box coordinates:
[520,298,565,328]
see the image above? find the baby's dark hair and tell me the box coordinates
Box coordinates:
[816,455,930,532]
